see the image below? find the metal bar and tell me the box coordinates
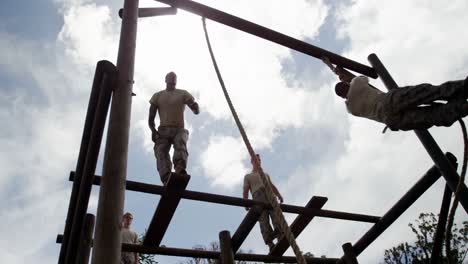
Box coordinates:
[144,173,190,246]
[231,206,262,252]
[270,196,327,256]
[65,70,115,263]
[70,172,381,223]
[122,243,340,264]
[56,237,340,263]
[76,214,96,264]
[352,153,457,256]
[219,230,235,264]
[91,0,139,263]
[342,243,359,264]
[431,184,453,264]
[58,61,114,264]
[154,0,377,78]
[118,7,177,19]
[368,53,468,213]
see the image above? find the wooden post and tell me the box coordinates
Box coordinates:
[342,243,359,264]
[75,214,95,264]
[219,231,235,264]
[431,184,453,264]
[91,0,139,263]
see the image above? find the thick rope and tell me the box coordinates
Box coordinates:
[201,18,307,264]
[445,118,468,263]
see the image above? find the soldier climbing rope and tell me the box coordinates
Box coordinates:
[201,17,307,264]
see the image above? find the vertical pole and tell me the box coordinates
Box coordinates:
[65,68,115,263]
[76,214,96,264]
[431,185,452,264]
[59,61,108,264]
[342,243,359,264]
[219,230,235,264]
[91,0,139,263]
[367,53,468,212]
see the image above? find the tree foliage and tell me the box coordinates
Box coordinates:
[138,232,158,264]
[383,213,468,264]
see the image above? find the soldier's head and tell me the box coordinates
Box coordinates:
[165,71,177,90]
[122,212,133,228]
[335,82,349,99]
[250,154,261,170]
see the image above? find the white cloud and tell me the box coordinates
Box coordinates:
[2,0,467,263]
[200,136,248,188]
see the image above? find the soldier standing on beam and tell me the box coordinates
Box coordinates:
[148,72,200,185]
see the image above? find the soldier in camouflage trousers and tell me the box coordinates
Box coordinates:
[243,154,283,252]
[148,72,199,184]
[333,67,468,131]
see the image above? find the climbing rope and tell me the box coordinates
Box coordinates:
[201,18,307,264]
[445,118,468,263]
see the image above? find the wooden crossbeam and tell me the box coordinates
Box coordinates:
[56,236,340,263]
[143,173,190,246]
[269,196,328,256]
[231,206,262,252]
[69,171,381,223]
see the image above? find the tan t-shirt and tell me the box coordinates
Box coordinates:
[121,228,138,263]
[149,89,195,128]
[346,76,387,123]
[244,172,272,195]
[121,228,138,244]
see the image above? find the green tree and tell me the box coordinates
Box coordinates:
[383,213,468,264]
[138,232,158,264]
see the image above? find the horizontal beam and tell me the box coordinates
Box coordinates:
[122,243,340,264]
[70,171,381,223]
[154,0,377,78]
[144,173,190,246]
[118,7,177,19]
[270,196,328,256]
[56,236,339,264]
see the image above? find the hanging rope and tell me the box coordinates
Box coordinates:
[201,18,307,264]
[445,118,468,263]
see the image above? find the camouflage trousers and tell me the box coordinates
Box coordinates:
[153,126,189,184]
[384,78,468,131]
[121,253,136,264]
[252,188,276,245]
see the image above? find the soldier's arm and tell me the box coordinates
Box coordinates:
[243,181,250,211]
[270,183,284,203]
[134,233,139,263]
[188,101,200,115]
[335,67,355,83]
[185,91,200,115]
[148,104,159,142]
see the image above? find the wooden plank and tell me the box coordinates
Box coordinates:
[70,172,380,223]
[155,0,377,78]
[231,206,262,252]
[269,196,328,256]
[57,236,341,263]
[143,173,190,246]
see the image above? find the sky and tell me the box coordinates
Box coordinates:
[0,0,467,263]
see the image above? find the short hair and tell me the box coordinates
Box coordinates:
[335,82,349,98]
[123,212,133,218]
[250,154,260,162]
[165,71,177,82]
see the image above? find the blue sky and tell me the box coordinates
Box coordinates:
[1,0,468,263]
